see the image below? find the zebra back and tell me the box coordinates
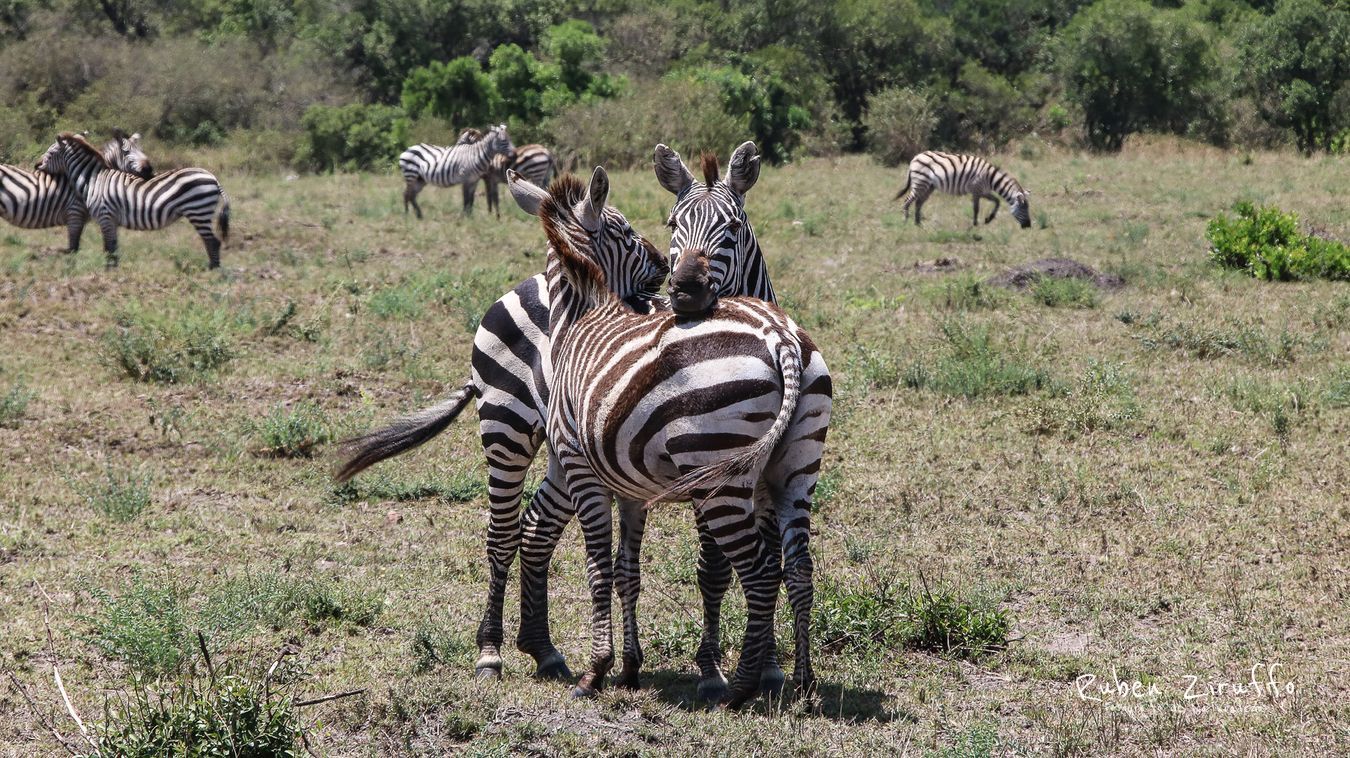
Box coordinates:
[0,164,80,229]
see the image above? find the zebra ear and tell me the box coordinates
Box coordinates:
[578,167,609,232]
[653,144,693,196]
[507,169,549,217]
[726,141,760,196]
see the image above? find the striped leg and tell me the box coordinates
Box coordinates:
[473,445,534,680]
[404,177,425,219]
[461,182,475,215]
[696,482,780,709]
[913,186,933,227]
[187,213,221,269]
[693,523,732,702]
[614,499,647,688]
[983,194,1000,224]
[516,463,574,680]
[972,195,981,226]
[96,215,119,268]
[65,209,85,254]
[565,460,618,698]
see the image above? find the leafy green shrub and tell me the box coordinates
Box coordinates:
[1030,277,1100,309]
[0,381,34,427]
[1023,362,1140,438]
[299,103,409,173]
[411,620,475,673]
[84,576,188,674]
[400,57,500,124]
[255,401,333,458]
[1207,201,1350,281]
[299,580,383,628]
[330,469,486,505]
[906,320,1051,398]
[862,86,936,166]
[905,587,1011,659]
[815,579,1010,660]
[102,309,235,384]
[92,662,303,756]
[81,467,153,523]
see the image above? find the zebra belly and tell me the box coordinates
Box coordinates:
[472,274,552,450]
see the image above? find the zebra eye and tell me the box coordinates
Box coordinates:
[727,219,742,234]
[665,216,676,230]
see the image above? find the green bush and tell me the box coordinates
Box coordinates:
[84,576,188,675]
[862,86,936,166]
[299,103,409,172]
[102,308,235,384]
[815,579,1010,660]
[0,381,34,427]
[1207,201,1350,281]
[81,467,153,523]
[1030,277,1100,308]
[906,320,1052,399]
[255,401,333,458]
[400,57,500,124]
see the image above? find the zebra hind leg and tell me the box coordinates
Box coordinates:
[516,467,576,680]
[613,499,647,689]
[189,216,221,269]
[473,451,532,681]
[97,217,119,269]
[568,470,617,699]
[984,195,999,224]
[693,520,732,704]
[404,179,425,219]
[972,195,980,226]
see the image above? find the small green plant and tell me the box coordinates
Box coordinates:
[1325,366,1350,409]
[411,621,475,673]
[0,381,34,427]
[904,586,1011,659]
[82,468,153,523]
[329,469,487,505]
[299,580,383,628]
[1130,317,1299,366]
[1207,201,1350,281]
[814,578,1010,660]
[1023,361,1139,437]
[927,722,1000,758]
[83,576,188,675]
[102,308,235,384]
[907,320,1051,398]
[933,274,1005,311]
[1030,277,1100,309]
[255,401,333,458]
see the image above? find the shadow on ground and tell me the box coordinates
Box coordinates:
[635,668,909,723]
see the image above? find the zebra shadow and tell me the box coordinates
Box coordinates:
[636,668,906,722]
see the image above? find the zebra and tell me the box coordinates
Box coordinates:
[398,123,514,219]
[478,144,556,218]
[337,171,670,685]
[36,133,231,269]
[896,150,1032,228]
[335,142,786,698]
[508,167,831,707]
[101,129,153,179]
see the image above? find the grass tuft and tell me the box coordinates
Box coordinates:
[102,308,236,383]
[83,576,188,675]
[1030,276,1100,309]
[815,578,1010,660]
[411,620,475,673]
[1023,361,1139,437]
[255,401,334,458]
[81,467,153,523]
[0,381,34,428]
[906,319,1051,398]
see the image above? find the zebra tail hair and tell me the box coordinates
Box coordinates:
[895,170,911,200]
[217,192,231,246]
[645,332,803,507]
[334,379,479,483]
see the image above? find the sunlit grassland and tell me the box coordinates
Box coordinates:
[1,137,1347,754]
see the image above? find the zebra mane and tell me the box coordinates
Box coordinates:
[540,174,609,305]
[700,153,719,188]
[58,132,111,169]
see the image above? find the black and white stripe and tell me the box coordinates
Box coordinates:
[101,129,153,179]
[37,133,230,269]
[0,163,86,252]
[461,141,555,218]
[897,150,1032,228]
[516,168,831,707]
[398,123,514,219]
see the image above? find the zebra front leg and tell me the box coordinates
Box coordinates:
[516,466,576,680]
[404,178,425,219]
[983,195,999,225]
[614,499,647,689]
[97,216,120,269]
[461,182,475,216]
[65,211,85,254]
[473,453,531,681]
[485,175,500,219]
[567,469,616,699]
[972,195,980,226]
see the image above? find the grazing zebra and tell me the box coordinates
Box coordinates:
[101,129,153,179]
[337,171,670,684]
[336,142,787,698]
[896,150,1032,228]
[37,133,231,269]
[509,167,831,707]
[398,123,514,219]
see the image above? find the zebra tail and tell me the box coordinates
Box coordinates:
[895,170,911,200]
[217,192,231,245]
[645,332,803,507]
[334,379,480,483]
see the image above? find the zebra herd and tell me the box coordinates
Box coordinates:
[0,131,230,268]
[1,123,1034,708]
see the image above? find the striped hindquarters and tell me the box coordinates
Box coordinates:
[0,165,79,229]
[399,142,491,188]
[511,145,555,188]
[92,167,225,231]
[907,151,1000,197]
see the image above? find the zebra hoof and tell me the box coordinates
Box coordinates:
[534,653,572,681]
[571,684,598,699]
[696,677,728,705]
[614,669,640,690]
[473,655,503,682]
[759,667,786,698]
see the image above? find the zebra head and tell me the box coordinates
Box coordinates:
[37,133,110,182]
[1011,190,1032,229]
[107,129,153,179]
[485,123,515,160]
[509,168,667,308]
[654,141,774,314]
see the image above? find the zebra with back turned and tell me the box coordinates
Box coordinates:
[337,141,814,703]
[897,150,1031,228]
[101,129,153,179]
[508,166,831,707]
[37,133,230,269]
[478,144,556,218]
[398,123,514,219]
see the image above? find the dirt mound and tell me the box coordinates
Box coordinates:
[987,257,1124,290]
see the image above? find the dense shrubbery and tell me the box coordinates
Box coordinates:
[299,104,409,172]
[1207,202,1350,281]
[0,0,1345,169]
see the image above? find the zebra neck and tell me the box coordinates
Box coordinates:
[992,172,1023,205]
[737,233,777,304]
